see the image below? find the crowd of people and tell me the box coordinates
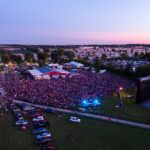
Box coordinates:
[1,69,133,109]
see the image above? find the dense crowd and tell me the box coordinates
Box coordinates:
[1,70,133,109]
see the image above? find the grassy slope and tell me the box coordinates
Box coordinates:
[83,87,150,124]
[99,97,150,124]
[0,111,150,150]
[48,114,150,150]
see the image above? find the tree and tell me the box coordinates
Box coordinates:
[0,49,4,56]
[25,53,34,63]
[38,59,45,67]
[76,56,90,66]
[136,65,150,77]
[143,53,150,61]
[58,48,64,56]
[94,57,102,67]
[139,52,144,59]
[120,52,129,59]
[45,48,50,53]
[51,50,59,63]
[64,50,75,61]
[1,54,10,64]
[134,52,139,58]
[12,55,23,64]
[123,64,132,74]
[101,53,107,60]
[45,52,50,60]
[37,52,49,62]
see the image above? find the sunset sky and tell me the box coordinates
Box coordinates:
[0,0,150,45]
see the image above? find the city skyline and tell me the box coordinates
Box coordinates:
[0,0,150,45]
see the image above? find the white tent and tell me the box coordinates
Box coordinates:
[48,63,59,68]
[52,75,59,79]
[99,69,107,74]
[54,69,70,74]
[65,61,84,68]
[43,75,50,80]
[28,69,43,78]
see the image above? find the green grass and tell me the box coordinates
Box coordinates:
[0,111,35,150]
[77,87,150,124]
[99,97,150,124]
[100,87,150,124]
[47,113,150,150]
[0,110,150,150]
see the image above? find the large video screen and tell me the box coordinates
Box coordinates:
[136,76,150,103]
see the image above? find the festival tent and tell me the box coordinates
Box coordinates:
[65,61,84,68]
[48,63,59,67]
[38,67,51,74]
[28,67,70,79]
[47,63,62,69]
[47,69,70,76]
[43,74,51,80]
[28,69,43,79]
[99,69,107,74]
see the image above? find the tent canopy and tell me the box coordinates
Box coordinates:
[28,69,42,77]
[65,61,84,67]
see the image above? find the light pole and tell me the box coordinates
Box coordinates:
[119,86,123,106]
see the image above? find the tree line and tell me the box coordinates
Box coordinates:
[0,48,76,66]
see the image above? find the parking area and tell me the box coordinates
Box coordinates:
[4,103,55,150]
[0,103,150,150]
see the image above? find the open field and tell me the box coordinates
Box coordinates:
[76,87,150,124]
[99,96,150,124]
[0,110,150,150]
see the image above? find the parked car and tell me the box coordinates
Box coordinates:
[32,128,48,134]
[33,116,44,122]
[33,121,49,129]
[36,132,51,140]
[23,106,35,111]
[37,138,51,145]
[45,108,54,113]
[28,112,42,119]
[39,142,55,150]
[15,113,23,120]
[69,116,81,123]
[13,108,21,113]
[16,119,28,126]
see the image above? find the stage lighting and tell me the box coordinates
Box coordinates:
[83,100,87,104]
[93,98,101,106]
[81,99,89,107]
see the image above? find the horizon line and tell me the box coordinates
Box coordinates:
[0,43,150,47]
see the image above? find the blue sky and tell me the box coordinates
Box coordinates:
[0,0,150,44]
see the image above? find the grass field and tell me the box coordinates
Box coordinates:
[77,87,150,124]
[0,110,150,150]
[99,96,150,124]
